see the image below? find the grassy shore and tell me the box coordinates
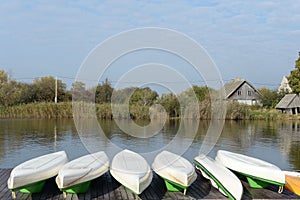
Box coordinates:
[0,102,151,120]
[0,102,298,120]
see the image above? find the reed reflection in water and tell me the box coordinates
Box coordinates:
[0,119,300,171]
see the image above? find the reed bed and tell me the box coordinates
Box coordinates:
[0,102,294,120]
[0,102,73,119]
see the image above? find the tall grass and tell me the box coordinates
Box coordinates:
[0,101,296,120]
[0,102,152,120]
[0,102,73,118]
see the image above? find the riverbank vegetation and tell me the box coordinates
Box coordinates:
[0,101,297,121]
[0,69,297,120]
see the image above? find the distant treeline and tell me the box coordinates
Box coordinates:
[0,69,212,119]
[0,69,289,120]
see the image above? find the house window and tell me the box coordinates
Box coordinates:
[248,91,252,96]
[237,91,242,95]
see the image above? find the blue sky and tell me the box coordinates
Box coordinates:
[0,0,300,90]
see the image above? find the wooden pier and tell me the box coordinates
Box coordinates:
[1,168,299,199]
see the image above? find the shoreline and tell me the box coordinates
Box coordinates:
[0,102,299,121]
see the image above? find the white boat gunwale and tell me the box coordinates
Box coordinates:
[7,151,68,199]
[110,149,152,195]
[9,179,46,192]
[216,150,285,193]
[194,159,236,200]
[8,151,68,190]
[55,151,109,194]
[232,169,285,186]
[152,150,197,194]
[116,171,152,195]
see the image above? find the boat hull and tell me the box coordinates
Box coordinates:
[215,150,285,190]
[7,151,68,194]
[64,181,91,194]
[56,151,109,194]
[14,180,46,194]
[152,151,197,194]
[194,154,243,200]
[284,171,300,196]
[110,149,152,195]
[164,179,188,192]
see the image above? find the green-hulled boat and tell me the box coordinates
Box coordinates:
[152,151,197,195]
[7,151,68,199]
[215,150,285,193]
[56,151,109,197]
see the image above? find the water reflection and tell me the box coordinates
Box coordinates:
[0,119,300,171]
[81,119,200,164]
[0,119,87,168]
[277,122,300,170]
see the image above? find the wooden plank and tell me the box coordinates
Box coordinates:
[108,171,130,200]
[0,169,300,199]
[102,172,111,200]
[106,171,117,199]
[0,169,11,198]
[98,175,107,200]
[142,176,161,199]
[151,173,169,199]
[110,174,122,200]
[118,185,129,200]
[89,177,100,200]
[15,190,31,200]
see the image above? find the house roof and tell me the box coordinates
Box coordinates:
[224,78,260,98]
[275,94,300,109]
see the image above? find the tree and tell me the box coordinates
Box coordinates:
[181,86,209,102]
[111,87,137,104]
[33,76,67,102]
[0,71,25,106]
[72,81,86,92]
[18,83,37,104]
[0,71,34,106]
[129,87,158,106]
[95,79,113,104]
[71,81,92,102]
[0,70,8,87]
[157,93,180,117]
[258,88,281,108]
[288,52,300,94]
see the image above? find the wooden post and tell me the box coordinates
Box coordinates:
[55,76,58,103]
[54,125,57,151]
[11,191,16,199]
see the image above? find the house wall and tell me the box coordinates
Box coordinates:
[280,108,299,115]
[228,83,261,105]
[236,99,260,106]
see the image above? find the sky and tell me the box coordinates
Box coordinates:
[0,0,300,91]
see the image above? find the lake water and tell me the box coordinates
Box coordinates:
[0,118,300,171]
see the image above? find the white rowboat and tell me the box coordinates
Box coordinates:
[110,149,152,195]
[7,151,68,199]
[215,150,285,192]
[194,154,243,200]
[56,151,109,195]
[152,151,197,195]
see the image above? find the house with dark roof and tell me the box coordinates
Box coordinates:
[224,78,262,105]
[275,94,300,114]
